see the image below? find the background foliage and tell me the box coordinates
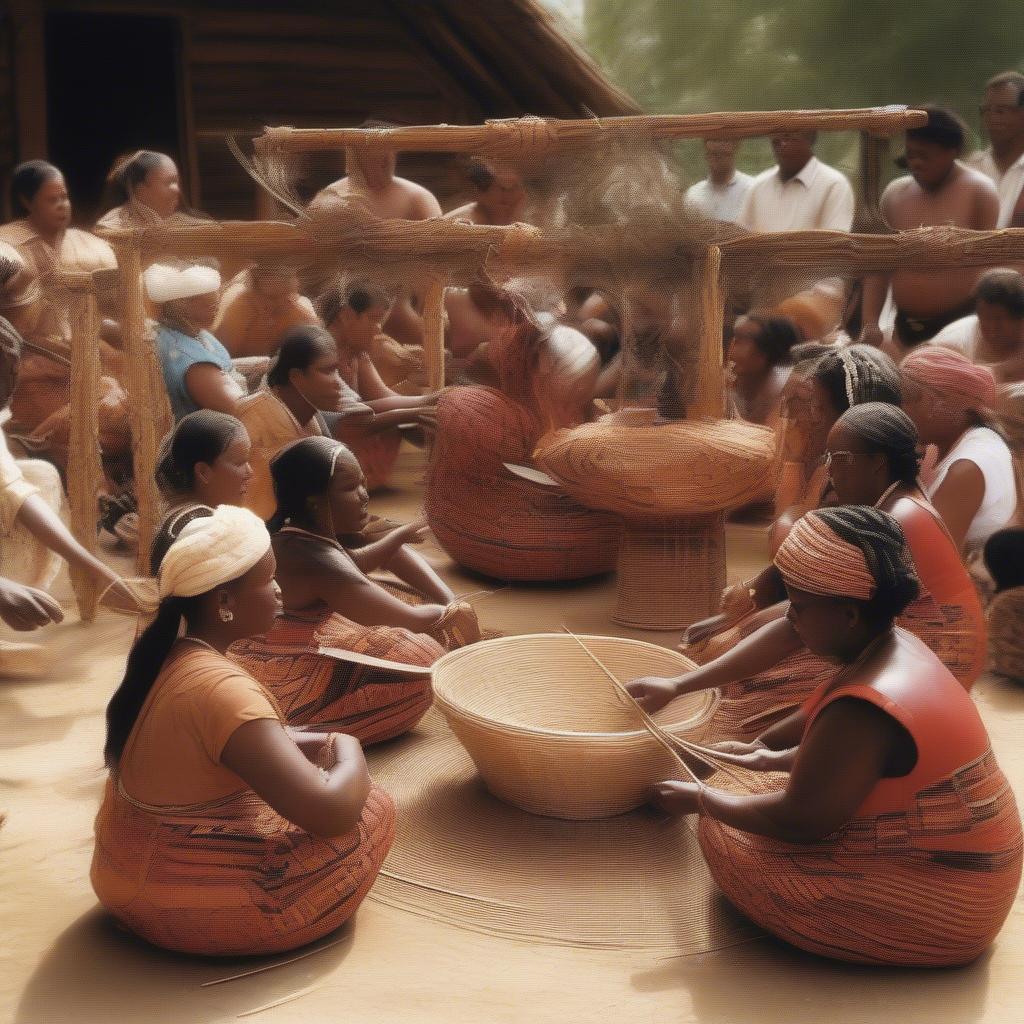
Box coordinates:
[547,0,1024,186]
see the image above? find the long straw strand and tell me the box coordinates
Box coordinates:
[560,627,752,789]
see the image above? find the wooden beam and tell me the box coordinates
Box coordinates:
[110,246,163,573]
[255,108,928,157]
[58,269,110,622]
[99,218,1024,282]
[689,247,724,420]
[420,278,446,392]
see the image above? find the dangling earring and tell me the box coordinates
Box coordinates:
[219,606,234,623]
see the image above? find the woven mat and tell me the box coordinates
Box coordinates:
[365,708,760,953]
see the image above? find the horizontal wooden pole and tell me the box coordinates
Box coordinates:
[101,219,1024,281]
[255,107,928,154]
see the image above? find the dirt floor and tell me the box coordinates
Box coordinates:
[2,445,1022,1024]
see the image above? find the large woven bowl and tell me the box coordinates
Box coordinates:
[431,633,715,820]
[534,415,777,518]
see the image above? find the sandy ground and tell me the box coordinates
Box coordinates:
[2,445,1022,1024]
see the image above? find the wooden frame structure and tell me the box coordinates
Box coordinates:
[78,110,1024,616]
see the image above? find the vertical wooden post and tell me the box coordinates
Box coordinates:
[689,245,725,419]
[420,277,447,392]
[63,272,105,621]
[113,246,162,572]
[856,131,891,232]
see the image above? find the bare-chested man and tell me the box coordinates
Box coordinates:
[310,121,442,347]
[444,159,526,226]
[860,106,999,359]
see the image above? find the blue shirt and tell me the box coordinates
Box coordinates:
[156,324,234,421]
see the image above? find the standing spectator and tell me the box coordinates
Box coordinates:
[737,132,854,233]
[861,107,999,357]
[967,71,1024,227]
[684,139,753,224]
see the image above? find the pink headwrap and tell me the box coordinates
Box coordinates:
[902,347,997,413]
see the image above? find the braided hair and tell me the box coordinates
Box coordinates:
[812,345,902,415]
[835,403,923,486]
[814,505,920,624]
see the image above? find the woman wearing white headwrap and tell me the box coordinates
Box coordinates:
[91,504,395,956]
[145,262,244,421]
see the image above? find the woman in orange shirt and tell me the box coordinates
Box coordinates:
[92,504,394,956]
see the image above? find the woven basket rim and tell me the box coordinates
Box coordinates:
[431,633,713,741]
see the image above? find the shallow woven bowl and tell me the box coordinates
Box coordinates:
[431,633,715,820]
[534,416,777,518]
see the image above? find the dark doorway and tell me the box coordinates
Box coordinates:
[45,12,185,224]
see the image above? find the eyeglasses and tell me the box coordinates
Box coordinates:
[824,450,867,468]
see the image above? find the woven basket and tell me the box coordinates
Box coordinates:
[431,633,715,820]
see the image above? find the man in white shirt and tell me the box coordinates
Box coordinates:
[736,132,854,338]
[966,71,1024,228]
[684,139,753,223]
[736,132,854,233]
[932,267,1024,383]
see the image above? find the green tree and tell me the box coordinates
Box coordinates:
[582,0,1024,183]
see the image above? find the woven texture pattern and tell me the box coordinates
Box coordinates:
[700,751,1023,965]
[91,779,395,957]
[230,608,440,743]
[426,386,620,581]
[431,633,715,819]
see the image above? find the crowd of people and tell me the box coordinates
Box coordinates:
[2,76,1024,970]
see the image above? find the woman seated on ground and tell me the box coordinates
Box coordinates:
[231,437,479,738]
[237,324,434,520]
[665,402,985,741]
[145,262,242,421]
[931,267,1024,384]
[0,161,130,459]
[316,280,438,490]
[426,297,622,581]
[726,312,799,427]
[443,158,527,226]
[151,410,254,568]
[773,343,903,519]
[211,263,319,359]
[92,505,393,956]
[690,345,904,658]
[901,346,1016,556]
[631,506,1022,967]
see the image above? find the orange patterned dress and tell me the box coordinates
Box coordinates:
[700,630,1022,965]
[91,644,394,956]
[426,385,620,581]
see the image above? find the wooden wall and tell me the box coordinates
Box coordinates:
[187,2,480,217]
[0,0,635,221]
[0,17,14,180]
